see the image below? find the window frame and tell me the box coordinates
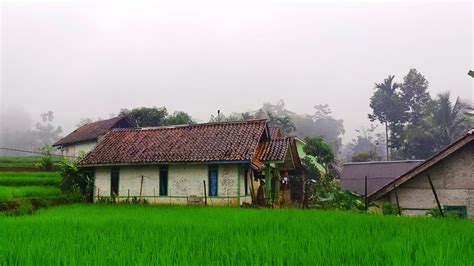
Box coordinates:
[159,165,169,196]
[208,165,218,197]
[110,166,120,197]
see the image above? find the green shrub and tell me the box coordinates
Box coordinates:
[382,202,400,215]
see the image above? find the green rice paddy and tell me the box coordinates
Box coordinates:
[0,172,61,186]
[0,156,61,171]
[0,172,62,200]
[0,205,473,265]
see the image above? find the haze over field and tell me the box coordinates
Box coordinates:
[1,1,473,142]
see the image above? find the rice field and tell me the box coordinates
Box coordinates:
[0,172,61,186]
[0,156,62,171]
[0,205,473,265]
[0,186,61,200]
[0,172,62,201]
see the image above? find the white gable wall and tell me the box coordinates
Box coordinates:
[388,142,474,217]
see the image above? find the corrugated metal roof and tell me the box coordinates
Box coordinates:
[340,160,423,196]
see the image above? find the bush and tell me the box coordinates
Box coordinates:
[382,202,400,215]
[426,208,462,219]
[37,145,54,171]
[60,157,94,203]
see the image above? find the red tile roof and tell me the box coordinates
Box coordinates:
[79,120,268,166]
[54,116,134,146]
[268,126,283,139]
[255,138,290,162]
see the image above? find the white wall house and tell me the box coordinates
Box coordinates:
[79,120,302,207]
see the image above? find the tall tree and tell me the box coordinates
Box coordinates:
[400,69,431,126]
[368,75,405,160]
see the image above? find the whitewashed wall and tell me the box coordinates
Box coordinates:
[63,140,97,158]
[93,163,248,206]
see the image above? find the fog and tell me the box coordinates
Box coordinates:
[1,1,473,143]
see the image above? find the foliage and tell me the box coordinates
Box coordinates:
[351,150,381,162]
[369,70,471,160]
[303,136,335,167]
[469,70,474,78]
[59,157,93,202]
[382,202,400,215]
[2,205,473,264]
[308,174,365,211]
[38,144,54,171]
[0,111,62,156]
[426,208,463,219]
[265,112,296,135]
[120,106,168,127]
[164,111,194,125]
[426,92,472,149]
[343,125,386,162]
[120,106,195,127]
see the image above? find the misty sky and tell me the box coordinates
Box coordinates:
[1,1,473,142]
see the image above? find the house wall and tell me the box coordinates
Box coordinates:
[93,163,249,206]
[388,142,474,217]
[62,140,97,158]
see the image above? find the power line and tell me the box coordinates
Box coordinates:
[0,147,78,159]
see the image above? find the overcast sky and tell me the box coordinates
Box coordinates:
[1,1,473,142]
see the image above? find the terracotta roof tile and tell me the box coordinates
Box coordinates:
[54,116,134,146]
[79,120,268,166]
[255,138,290,162]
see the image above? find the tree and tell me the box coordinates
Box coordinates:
[266,112,296,135]
[400,69,431,126]
[303,136,335,169]
[33,111,62,148]
[368,75,405,160]
[120,106,168,127]
[427,92,471,151]
[351,150,381,162]
[343,125,385,162]
[164,111,194,125]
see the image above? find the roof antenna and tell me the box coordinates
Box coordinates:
[217,110,221,122]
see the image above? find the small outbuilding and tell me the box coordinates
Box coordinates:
[370,129,474,217]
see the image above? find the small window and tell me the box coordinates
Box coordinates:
[208,165,218,197]
[244,168,249,196]
[159,166,168,196]
[110,167,120,196]
[444,205,467,219]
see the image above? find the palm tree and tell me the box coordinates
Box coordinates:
[428,92,470,150]
[368,75,403,160]
[266,112,296,136]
